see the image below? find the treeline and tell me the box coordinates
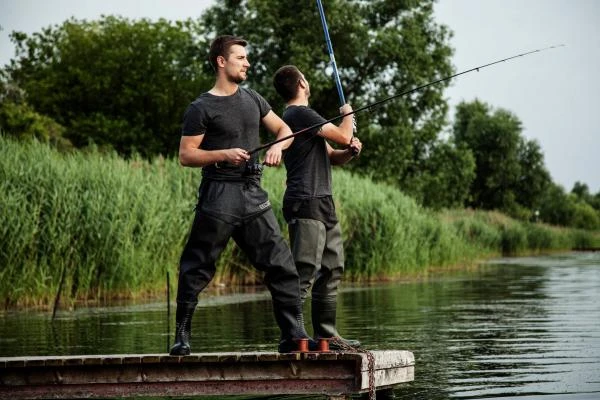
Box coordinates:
[1,0,599,229]
[1,135,597,309]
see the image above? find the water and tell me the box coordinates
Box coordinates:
[1,252,599,399]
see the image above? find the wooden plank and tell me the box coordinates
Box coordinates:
[355,350,415,391]
[0,350,414,399]
[357,350,415,371]
[358,365,415,390]
[1,379,358,399]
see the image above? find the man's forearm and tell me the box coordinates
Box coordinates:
[330,148,355,165]
[274,126,295,151]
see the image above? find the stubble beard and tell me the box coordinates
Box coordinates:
[228,71,247,85]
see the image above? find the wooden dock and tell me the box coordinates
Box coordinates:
[0,350,414,399]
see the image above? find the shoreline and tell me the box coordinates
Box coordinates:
[2,249,586,314]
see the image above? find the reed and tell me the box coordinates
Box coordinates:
[1,136,597,309]
[1,137,196,308]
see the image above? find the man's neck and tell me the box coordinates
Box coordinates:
[286,95,309,107]
[209,77,239,96]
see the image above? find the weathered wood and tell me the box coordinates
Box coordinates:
[0,350,414,399]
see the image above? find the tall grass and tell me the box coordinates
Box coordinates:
[1,136,598,309]
[1,137,197,308]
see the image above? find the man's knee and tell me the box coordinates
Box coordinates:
[289,219,326,266]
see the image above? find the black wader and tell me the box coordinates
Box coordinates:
[170,178,309,355]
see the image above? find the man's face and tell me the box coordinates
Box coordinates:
[222,44,250,84]
[300,73,310,98]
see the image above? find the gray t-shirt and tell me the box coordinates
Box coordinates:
[182,87,271,180]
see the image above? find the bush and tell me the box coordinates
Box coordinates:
[0,100,70,149]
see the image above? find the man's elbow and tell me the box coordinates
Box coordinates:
[179,151,191,167]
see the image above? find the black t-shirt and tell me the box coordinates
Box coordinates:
[182,87,271,180]
[282,105,337,228]
[282,105,332,199]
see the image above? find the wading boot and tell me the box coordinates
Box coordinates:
[169,302,197,356]
[312,298,360,351]
[273,302,313,353]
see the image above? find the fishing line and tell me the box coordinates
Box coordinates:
[249,44,564,155]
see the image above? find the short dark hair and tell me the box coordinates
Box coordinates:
[208,35,248,72]
[273,65,303,102]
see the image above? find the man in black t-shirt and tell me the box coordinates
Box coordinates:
[273,65,362,350]
[170,36,310,355]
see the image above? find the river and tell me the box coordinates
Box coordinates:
[1,251,599,399]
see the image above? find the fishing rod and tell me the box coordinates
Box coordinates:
[249,44,564,155]
[316,0,358,154]
[317,0,346,106]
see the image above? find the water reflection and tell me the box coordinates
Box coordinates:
[1,252,599,399]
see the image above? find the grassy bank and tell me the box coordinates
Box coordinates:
[1,136,598,309]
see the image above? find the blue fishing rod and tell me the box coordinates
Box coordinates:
[316,0,358,153]
[249,44,563,155]
[317,0,346,106]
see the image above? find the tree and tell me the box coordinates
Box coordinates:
[539,183,574,226]
[201,0,457,199]
[515,139,551,211]
[571,182,600,211]
[572,181,591,200]
[537,182,599,229]
[570,200,600,230]
[415,140,475,209]
[0,73,70,147]
[4,16,211,157]
[452,100,551,216]
[593,191,600,213]
[571,182,600,226]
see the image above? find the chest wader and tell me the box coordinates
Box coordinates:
[289,218,361,351]
[170,177,310,355]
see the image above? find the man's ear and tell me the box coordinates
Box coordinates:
[216,55,227,68]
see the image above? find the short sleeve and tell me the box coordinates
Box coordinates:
[300,107,327,127]
[246,89,271,118]
[181,103,206,136]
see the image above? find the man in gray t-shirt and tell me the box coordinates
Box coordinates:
[170,36,310,355]
[273,65,362,350]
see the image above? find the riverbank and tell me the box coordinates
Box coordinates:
[2,136,598,310]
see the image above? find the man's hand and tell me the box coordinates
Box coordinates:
[339,104,353,116]
[339,103,356,132]
[349,136,362,156]
[222,148,250,165]
[264,143,285,166]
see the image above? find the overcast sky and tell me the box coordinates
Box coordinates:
[1,0,598,192]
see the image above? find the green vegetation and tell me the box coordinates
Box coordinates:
[2,136,597,309]
[1,2,599,310]
[2,3,599,227]
[452,100,551,216]
[2,16,210,157]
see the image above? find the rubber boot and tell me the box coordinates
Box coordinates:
[273,302,312,353]
[312,298,360,350]
[169,302,197,356]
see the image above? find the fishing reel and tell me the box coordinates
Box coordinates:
[243,162,264,176]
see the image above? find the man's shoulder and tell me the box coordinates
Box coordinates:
[239,87,267,103]
[288,105,322,115]
[239,87,271,116]
[189,92,212,107]
[284,105,325,123]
